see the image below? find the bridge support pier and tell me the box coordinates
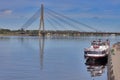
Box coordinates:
[39,4,44,36]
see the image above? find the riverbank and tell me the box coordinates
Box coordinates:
[108,42,120,80]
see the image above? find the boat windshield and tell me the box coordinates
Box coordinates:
[91,41,102,46]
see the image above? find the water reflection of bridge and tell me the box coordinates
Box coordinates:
[39,37,45,70]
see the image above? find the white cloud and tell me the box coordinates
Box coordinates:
[0,9,13,16]
[65,12,120,19]
[3,9,12,14]
[110,0,120,5]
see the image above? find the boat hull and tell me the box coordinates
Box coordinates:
[84,50,109,59]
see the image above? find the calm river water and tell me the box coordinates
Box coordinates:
[0,36,119,80]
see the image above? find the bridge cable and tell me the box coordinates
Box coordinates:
[21,9,40,29]
[46,8,99,32]
[46,9,85,32]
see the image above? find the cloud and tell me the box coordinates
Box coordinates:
[0,9,13,15]
[2,9,12,14]
[110,0,120,5]
[66,12,120,20]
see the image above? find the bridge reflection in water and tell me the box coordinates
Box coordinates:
[85,57,108,78]
[38,36,108,80]
[39,37,45,70]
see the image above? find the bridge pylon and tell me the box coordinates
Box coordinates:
[39,4,45,36]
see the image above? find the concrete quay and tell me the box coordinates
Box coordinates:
[108,42,120,80]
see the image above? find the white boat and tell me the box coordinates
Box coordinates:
[84,39,110,58]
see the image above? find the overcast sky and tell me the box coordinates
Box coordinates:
[0,0,120,32]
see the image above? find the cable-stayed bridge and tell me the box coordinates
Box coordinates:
[21,4,120,36]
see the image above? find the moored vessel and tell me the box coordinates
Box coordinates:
[84,39,110,59]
